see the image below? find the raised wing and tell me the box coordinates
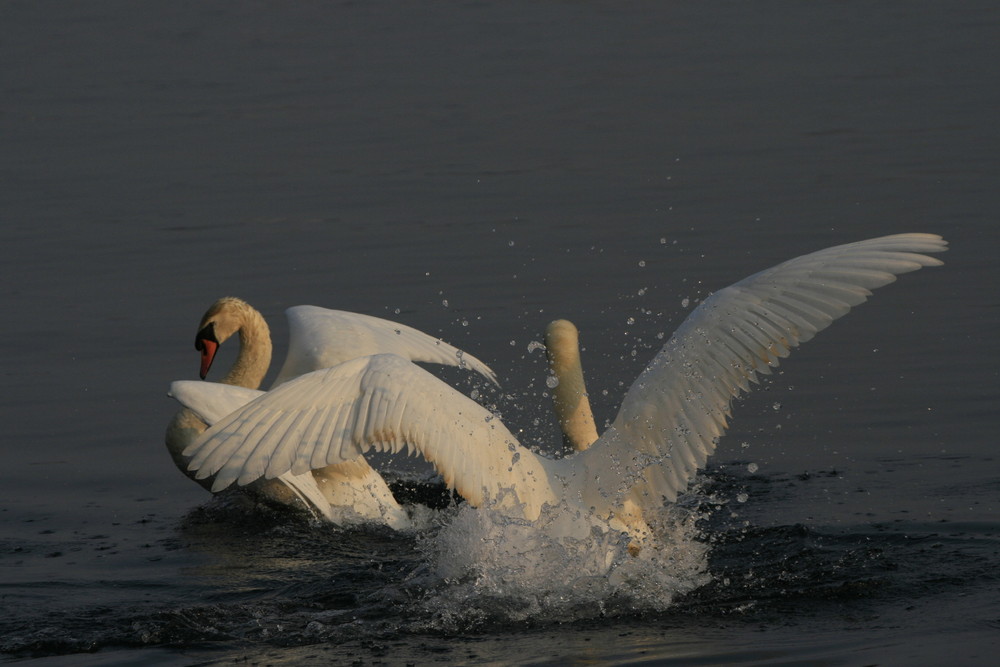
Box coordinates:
[273,306,497,386]
[583,233,947,508]
[184,354,553,515]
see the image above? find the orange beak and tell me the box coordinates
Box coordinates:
[195,322,220,380]
[197,338,219,379]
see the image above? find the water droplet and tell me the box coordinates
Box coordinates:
[772,402,781,411]
[736,493,749,503]
[545,375,559,389]
[393,308,401,315]
[626,316,635,325]
[638,260,646,267]
[508,240,515,247]
[442,299,449,308]
[747,462,758,473]
[461,319,469,327]
[681,298,690,308]
[470,389,480,400]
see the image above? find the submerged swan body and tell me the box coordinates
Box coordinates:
[174,234,946,542]
[166,298,497,527]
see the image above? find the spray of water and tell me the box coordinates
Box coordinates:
[404,496,712,630]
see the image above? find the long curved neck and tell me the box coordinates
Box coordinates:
[545,319,599,451]
[166,298,272,488]
[222,302,272,390]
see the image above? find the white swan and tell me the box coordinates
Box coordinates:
[174,234,946,544]
[166,297,497,528]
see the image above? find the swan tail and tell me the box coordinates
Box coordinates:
[275,471,337,522]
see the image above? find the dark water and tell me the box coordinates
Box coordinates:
[2,1,998,664]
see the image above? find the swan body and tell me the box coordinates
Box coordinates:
[176,234,946,542]
[166,298,497,528]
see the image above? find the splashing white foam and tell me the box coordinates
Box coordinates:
[405,497,711,630]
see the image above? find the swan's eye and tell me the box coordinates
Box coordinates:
[194,322,218,350]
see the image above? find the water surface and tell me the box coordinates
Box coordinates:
[2,1,998,664]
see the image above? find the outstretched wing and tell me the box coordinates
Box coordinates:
[273,306,497,386]
[183,354,551,513]
[583,233,947,508]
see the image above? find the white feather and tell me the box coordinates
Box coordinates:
[181,234,946,538]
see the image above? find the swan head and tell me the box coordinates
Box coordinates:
[194,297,254,379]
[544,319,581,355]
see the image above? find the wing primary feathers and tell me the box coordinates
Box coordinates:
[595,234,946,513]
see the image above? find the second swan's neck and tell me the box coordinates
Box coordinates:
[545,319,600,451]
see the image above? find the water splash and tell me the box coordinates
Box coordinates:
[404,499,711,631]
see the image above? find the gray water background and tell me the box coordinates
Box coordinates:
[1,1,998,664]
